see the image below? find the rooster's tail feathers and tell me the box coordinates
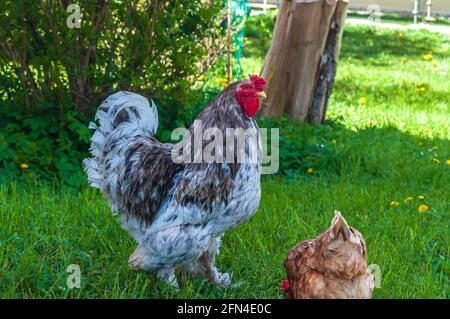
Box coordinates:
[83,91,158,188]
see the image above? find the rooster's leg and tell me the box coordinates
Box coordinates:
[182,236,231,287]
[129,245,179,289]
[128,244,152,271]
[157,267,179,289]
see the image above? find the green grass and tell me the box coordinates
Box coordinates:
[1,21,449,298]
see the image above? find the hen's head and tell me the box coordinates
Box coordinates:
[234,75,267,117]
[317,211,368,278]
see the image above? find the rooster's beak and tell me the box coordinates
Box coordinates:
[257,91,267,100]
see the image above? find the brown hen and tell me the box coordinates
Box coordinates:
[284,211,374,299]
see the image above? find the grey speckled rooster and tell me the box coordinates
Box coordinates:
[83,75,267,288]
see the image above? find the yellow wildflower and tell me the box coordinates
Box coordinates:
[431,146,438,151]
[404,197,413,203]
[390,201,400,208]
[446,159,450,165]
[359,97,367,105]
[418,205,428,213]
[423,51,433,61]
[222,79,229,88]
[416,86,426,93]
[20,163,29,170]
[306,168,313,175]
[198,75,206,81]
[418,195,425,200]
[331,139,337,145]
[379,87,385,93]
[432,158,440,164]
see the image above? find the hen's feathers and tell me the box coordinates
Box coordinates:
[284,211,374,299]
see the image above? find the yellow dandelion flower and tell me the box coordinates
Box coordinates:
[404,197,413,203]
[198,75,206,81]
[359,97,367,105]
[390,201,400,208]
[446,159,450,165]
[222,79,229,88]
[423,51,433,61]
[418,204,428,213]
[418,195,425,200]
[432,158,440,164]
[416,86,426,93]
[20,163,29,169]
[306,168,313,174]
[331,139,337,145]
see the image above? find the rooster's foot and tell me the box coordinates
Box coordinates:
[211,268,232,287]
[157,267,179,290]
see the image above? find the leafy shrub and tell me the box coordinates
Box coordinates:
[0,0,227,115]
[0,101,91,186]
[0,1,236,185]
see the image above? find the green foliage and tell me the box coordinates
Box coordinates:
[0,0,235,184]
[0,1,225,113]
[0,102,90,186]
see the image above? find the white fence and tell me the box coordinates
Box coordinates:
[249,0,450,17]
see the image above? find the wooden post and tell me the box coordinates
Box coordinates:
[259,0,349,124]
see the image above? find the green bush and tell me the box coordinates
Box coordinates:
[0,102,91,186]
[0,1,226,114]
[0,1,234,185]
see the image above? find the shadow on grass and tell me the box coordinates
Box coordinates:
[259,116,450,184]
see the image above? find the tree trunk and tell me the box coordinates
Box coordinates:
[259,0,349,124]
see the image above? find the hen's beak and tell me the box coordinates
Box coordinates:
[257,91,267,100]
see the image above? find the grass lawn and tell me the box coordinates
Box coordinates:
[0,20,449,298]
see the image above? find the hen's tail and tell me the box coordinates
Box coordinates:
[83,91,158,189]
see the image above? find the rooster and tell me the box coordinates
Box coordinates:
[83,75,267,288]
[283,211,374,299]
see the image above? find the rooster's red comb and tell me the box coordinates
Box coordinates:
[249,75,266,92]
